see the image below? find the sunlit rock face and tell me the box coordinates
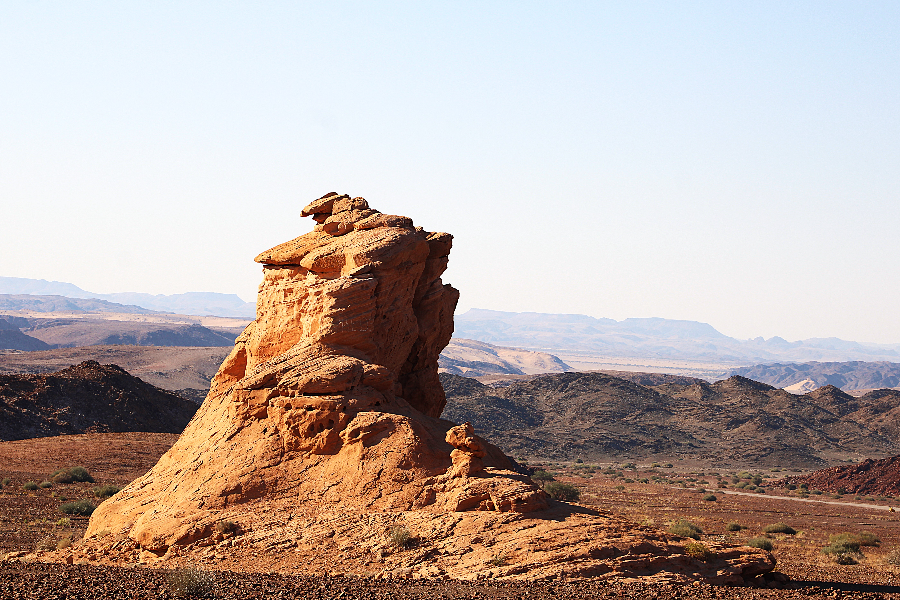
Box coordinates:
[86,193,546,552]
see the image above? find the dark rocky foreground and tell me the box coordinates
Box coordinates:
[2,562,897,600]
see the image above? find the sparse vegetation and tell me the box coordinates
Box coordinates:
[39,481,53,489]
[702,493,717,502]
[856,532,881,547]
[51,467,94,484]
[669,519,702,539]
[822,533,864,564]
[386,525,412,550]
[531,470,555,483]
[214,520,238,535]
[726,522,743,532]
[488,551,509,567]
[684,541,714,560]
[59,499,95,516]
[1,478,10,486]
[886,548,900,566]
[748,537,774,551]
[93,484,122,499]
[763,523,797,535]
[543,481,581,502]
[55,517,71,528]
[56,533,74,550]
[23,481,38,491]
[167,566,214,597]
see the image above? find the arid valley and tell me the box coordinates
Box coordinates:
[0,195,898,600]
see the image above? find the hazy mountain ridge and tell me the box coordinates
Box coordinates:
[455,309,900,363]
[730,361,900,392]
[0,277,255,318]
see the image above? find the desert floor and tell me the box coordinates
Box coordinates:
[0,434,898,599]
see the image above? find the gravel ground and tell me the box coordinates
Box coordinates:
[1,562,899,600]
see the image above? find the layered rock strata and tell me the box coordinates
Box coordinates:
[78,193,774,583]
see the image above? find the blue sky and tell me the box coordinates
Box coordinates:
[1,2,898,343]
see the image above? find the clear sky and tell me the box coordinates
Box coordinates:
[1,2,898,343]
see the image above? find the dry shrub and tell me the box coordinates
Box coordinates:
[763,523,797,535]
[167,566,214,597]
[886,548,900,566]
[386,525,412,550]
[684,541,714,560]
[543,482,580,502]
[748,537,774,551]
[669,519,702,540]
[214,520,238,535]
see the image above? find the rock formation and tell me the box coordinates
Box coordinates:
[79,194,774,583]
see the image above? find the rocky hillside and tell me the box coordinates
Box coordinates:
[20,318,236,347]
[0,361,198,441]
[782,455,900,496]
[440,372,900,467]
[730,360,900,391]
[0,317,49,351]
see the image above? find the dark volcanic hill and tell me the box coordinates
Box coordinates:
[782,455,900,496]
[440,372,900,467]
[0,361,198,441]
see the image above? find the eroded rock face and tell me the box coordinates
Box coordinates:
[86,193,545,551]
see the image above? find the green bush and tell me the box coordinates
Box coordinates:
[747,537,774,551]
[669,519,702,539]
[93,485,122,499]
[39,481,53,489]
[543,482,581,502]
[763,523,796,535]
[23,481,38,491]
[1,478,10,487]
[822,533,861,556]
[531,470,555,483]
[702,493,717,502]
[59,499,95,516]
[726,522,743,532]
[51,467,94,484]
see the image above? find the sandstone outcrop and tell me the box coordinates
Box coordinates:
[78,193,774,583]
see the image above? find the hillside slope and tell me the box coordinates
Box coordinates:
[783,455,900,496]
[440,372,900,467]
[438,338,572,376]
[0,361,198,441]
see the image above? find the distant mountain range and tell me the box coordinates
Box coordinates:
[730,361,900,392]
[454,309,900,364]
[0,277,255,318]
